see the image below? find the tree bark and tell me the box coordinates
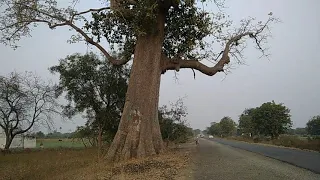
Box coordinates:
[4,134,13,150]
[106,12,165,162]
[98,125,102,160]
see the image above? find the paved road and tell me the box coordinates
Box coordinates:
[188,139,320,180]
[208,137,320,174]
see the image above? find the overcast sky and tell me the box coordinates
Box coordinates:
[1,0,319,133]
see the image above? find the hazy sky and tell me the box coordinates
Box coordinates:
[1,0,319,133]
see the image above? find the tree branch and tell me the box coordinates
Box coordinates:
[1,3,129,66]
[161,16,274,76]
[70,7,111,22]
[64,22,130,65]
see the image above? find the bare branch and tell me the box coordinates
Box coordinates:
[191,68,196,79]
[0,71,61,148]
[161,15,277,76]
[70,7,110,22]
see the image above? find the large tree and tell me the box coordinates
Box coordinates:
[49,52,129,157]
[0,0,277,161]
[0,72,59,149]
[251,101,292,139]
[238,108,255,136]
[219,116,236,136]
[207,122,221,136]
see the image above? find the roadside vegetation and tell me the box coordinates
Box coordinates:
[1,106,194,180]
[0,144,193,180]
[0,67,195,179]
[0,55,194,179]
[206,101,320,152]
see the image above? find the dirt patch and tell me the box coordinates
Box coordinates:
[112,160,171,174]
[82,145,194,180]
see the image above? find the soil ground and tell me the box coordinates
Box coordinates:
[0,142,194,180]
[2,138,319,180]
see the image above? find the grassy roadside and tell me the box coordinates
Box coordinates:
[36,138,86,148]
[0,141,195,180]
[221,135,320,152]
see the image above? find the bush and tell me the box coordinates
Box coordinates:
[271,135,320,152]
[271,135,302,147]
[229,135,320,152]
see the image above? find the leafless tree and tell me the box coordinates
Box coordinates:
[0,72,60,149]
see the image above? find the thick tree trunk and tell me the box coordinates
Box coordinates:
[106,12,165,162]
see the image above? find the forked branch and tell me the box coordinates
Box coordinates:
[161,16,276,76]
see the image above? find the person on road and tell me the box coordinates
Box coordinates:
[195,137,199,145]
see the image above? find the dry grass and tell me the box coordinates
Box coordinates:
[0,143,194,180]
[226,135,320,152]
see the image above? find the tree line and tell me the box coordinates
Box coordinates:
[0,53,193,152]
[28,130,74,139]
[206,101,320,139]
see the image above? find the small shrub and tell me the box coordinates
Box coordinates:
[271,135,300,147]
[271,135,320,152]
[225,135,320,152]
[253,136,262,143]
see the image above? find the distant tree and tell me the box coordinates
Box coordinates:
[285,128,295,135]
[294,128,307,136]
[251,101,291,139]
[50,52,129,158]
[202,129,208,135]
[159,98,191,145]
[306,116,320,136]
[73,125,96,147]
[238,108,255,136]
[46,130,63,139]
[0,72,59,149]
[208,122,222,136]
[286,127,308,135]
[35,131,46,138]
[193,129,201,135]
[219,116,237,136]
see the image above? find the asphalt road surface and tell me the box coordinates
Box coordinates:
[208,137,320,174]
[188,139,320,180]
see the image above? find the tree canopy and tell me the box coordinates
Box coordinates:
[207,117,236,137]
[207,122,221,136]
[0,0,277,75]
[219,116,236,136]
[251,101,291,138]
[50,52,129,141]
[238,108,255,136]
[193,129,201,135]
[306,115,320,136]
[158,98,192,144]
[238,101,292,139]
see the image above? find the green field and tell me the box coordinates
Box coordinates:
[36,138,86,148]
